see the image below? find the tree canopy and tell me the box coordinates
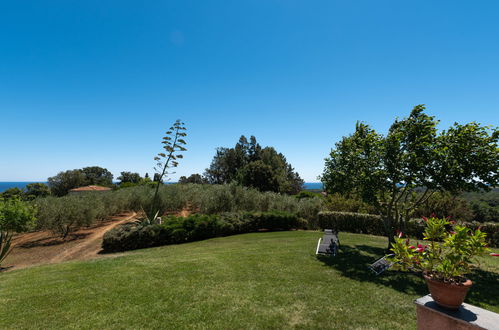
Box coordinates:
[321,105,498,247]
[178,173,207,184]
[205,135,303,194]
[48,166,114,196]
[118,172,143,184]
[24,183,51,200]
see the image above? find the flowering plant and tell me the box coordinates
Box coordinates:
[389,216,489,284]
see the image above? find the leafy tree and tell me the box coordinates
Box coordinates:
[23,183,51,200]
[80,166,114,186]
[147,120,187,222]
[0,188,23,200]
[48,169,87,196]
[321,105,498,248]
[0,197,37,267]
[237,160,277,192]
[118,171,142,184]
[48,166,114,196]
[205,135,303,194]
[178,173,207,184]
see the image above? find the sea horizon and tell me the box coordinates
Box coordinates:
[0,181,324,193]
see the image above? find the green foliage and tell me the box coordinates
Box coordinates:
[389,217,489,282]
[471,200,499,222]
[321,105,499,246]
[317,211,385,236]
[117,171,143,184]
[178,173,208,184]
[80,166,114,187]
[324,193,376,213]
[294,190,322,200]
[33,190,135,238]
[205,135,304,194]
[237,160,277,192]
[48,166,114,196]
[0,198,37,266]
[413,192,474,222]
[102,211,305,252]
[0,187,23,200]
[148,120,187,222]
[23,183,51,200]
[30,183,323,238]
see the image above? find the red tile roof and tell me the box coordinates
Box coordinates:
[69,185,112,192]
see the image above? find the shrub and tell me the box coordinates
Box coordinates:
[102,211,305,252]
[317,211,385,235]
[34,195,99,238]
[324,193,376,214]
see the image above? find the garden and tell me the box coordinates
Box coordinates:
[0,109,498,329]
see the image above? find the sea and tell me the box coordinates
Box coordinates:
[0,182,324,192]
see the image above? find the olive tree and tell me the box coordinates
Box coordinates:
[0,198,37,267]
[321,105,498,248]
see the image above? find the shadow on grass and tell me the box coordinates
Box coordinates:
[317,244,499,308]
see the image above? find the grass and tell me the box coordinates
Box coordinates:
[0,231,498,329]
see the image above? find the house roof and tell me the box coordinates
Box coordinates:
[69,185,112,192]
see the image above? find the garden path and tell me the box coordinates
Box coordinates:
[3,212,137,271]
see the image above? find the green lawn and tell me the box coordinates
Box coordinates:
[1,231,498,329]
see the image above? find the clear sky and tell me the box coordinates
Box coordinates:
[1,0,498,182]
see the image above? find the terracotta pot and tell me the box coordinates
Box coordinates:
[423,274,472,310]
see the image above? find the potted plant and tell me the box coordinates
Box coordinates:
[389,216,489,309]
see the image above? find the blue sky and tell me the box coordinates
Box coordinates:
[1,0,498,182]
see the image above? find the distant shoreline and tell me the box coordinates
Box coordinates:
[0,181,324,193]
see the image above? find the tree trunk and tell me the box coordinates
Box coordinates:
[383,216,395,252]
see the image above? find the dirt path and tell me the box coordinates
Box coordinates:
[4,212,136,271]
[49,212,136,263]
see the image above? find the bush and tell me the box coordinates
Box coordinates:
[102,211,305,252]
[324,193,377,214]
[317,211,385,235]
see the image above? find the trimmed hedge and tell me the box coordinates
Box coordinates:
[317,211,499,247]
[317,211,385,236]
[103,211,306,252]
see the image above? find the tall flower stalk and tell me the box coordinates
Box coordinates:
[146,120,187,223]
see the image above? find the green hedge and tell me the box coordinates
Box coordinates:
[102,211,306,252]
[317,211,385,236]
[317,211,499,247]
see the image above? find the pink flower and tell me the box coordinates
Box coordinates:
[416,247,424,253]
[409,245,416,249]
[490,253,499,257]
[396,230,403,238]
[431,212,436,218]
[422,216,428,222]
